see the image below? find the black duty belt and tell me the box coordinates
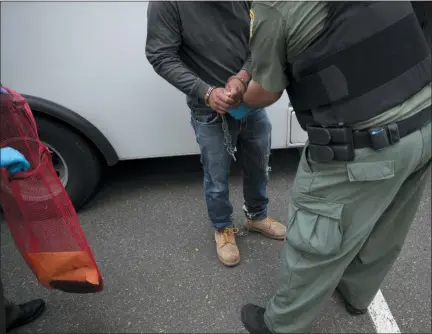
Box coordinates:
[306,105,431,162]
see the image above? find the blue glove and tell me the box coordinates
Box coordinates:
[227,103,250,120]
[0,147,31,174]
[0,87,8,94]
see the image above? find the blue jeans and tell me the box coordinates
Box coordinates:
[191,109,272,231]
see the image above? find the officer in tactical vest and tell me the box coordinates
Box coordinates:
[239,2,431,333]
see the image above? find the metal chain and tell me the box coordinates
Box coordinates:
[221,115,236,162]
[235,221,249,237]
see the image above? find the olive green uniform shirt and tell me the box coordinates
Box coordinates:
[249,1,431,130]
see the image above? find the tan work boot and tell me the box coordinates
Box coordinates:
[215,228,240,267]
[246,217,286,240]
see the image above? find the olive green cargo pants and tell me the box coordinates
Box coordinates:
[264,122,431,333]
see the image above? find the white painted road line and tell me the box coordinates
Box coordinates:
[368,289,401,334]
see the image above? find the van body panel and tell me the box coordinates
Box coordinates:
[1,2,305,160]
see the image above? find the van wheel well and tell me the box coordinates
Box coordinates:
[22,94,119,166]
[31,111,106,167]
[31,113,104,210]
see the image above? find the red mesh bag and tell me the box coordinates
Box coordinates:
[0,86,103,293]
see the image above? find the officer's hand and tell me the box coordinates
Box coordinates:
[0,147,30,174]
[225,78,246,104]
[208,88,236,114]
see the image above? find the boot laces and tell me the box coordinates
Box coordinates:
[264,217,276,228]
[222,228,238,245]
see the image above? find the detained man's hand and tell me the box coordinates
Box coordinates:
[225,78,246,105]
[208,88,236,115]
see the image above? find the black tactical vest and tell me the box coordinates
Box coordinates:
[287,1,431,130]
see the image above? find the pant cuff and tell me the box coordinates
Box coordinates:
[214,223,233,232]
[242,204,267,221]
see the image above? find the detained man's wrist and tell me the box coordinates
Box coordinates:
[227,76,248,92]
[193,79,213,103]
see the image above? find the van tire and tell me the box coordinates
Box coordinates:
[34,116,102,211]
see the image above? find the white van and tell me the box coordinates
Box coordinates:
[1,2,307,210]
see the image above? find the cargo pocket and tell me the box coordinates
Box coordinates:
[286,192,344,256]
[347,161,395,182]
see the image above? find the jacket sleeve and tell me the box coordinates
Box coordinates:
[145,1,211,102]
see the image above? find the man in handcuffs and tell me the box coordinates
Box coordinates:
[146,1,286,268]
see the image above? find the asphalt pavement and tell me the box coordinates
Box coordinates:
[1,149,431,333]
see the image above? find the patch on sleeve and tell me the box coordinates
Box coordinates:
[250,9,255,38]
